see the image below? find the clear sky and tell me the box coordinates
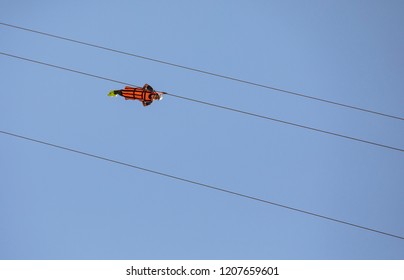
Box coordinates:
[1,0,403,259]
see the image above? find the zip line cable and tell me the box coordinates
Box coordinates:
[1,130,403,241]
[1,22,403,121]
[1,51,403,153]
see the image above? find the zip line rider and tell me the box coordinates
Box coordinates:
[108,84,165,107]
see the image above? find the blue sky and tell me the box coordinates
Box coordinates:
[1,0,403,259]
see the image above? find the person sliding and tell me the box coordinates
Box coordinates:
[108,84,165,107]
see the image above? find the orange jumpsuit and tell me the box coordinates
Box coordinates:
[114,84,155,106]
